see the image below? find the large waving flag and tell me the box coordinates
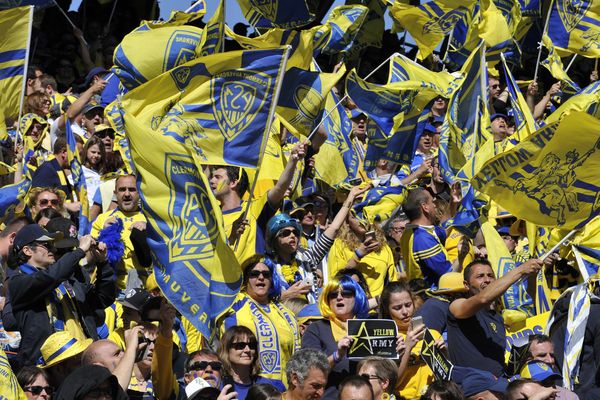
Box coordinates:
[236,0,314,29]
[547,0,600,57]
[541,34,582,94]
[352,185,408,223]
[345,0,386,61]
[545,80,600,125]
[0,6,32,140]
[198,0,225,56]
[125,111,242,339]
[0,178,29,224]
[116,47,289,168]
[472,111,600,229]
[276,65,346,137]
[65,121,90,235]
[314,90,361,187]
[312,5,369,55]
[390,0,476,59]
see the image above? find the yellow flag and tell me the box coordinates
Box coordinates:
[0,347,27,400]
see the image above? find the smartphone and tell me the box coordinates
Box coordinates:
[348,177,362,186]
[365,230,377,241]
[410,316,424,331]
[303,276,313,286]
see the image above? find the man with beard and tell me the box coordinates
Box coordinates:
[400,188,467,286]
[447,259,542,376]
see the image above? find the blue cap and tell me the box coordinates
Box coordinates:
[297,304,322,323]
[452,366,509,397]
[520,361,562,382]
[83,66,109,87]
[496,226,511,235]
[490,113,508,122]
[14,224,61,250]
[432,115,444,124]
[423,123,437,133]
[266,214,302,244]
[350,109,366,119]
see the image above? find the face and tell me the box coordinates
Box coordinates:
[210,168,233,200]
[312,197,328,225]
[529,340,556,366]
[388,291,414,329]
[301,206,315,227]
[467,264,496,295]
[418,132,434,153]
[358,365,386,399]
[185,354,222,387]
[83,108,103,127]
[56,148,68,168]
[246,263,272,303]
[347,213,367,237]
[339,385,374,400]
[491,117,508,139]
[34,191,60,214]
[86,144,102,168]
[351,115,367,140]
[275,226,300,254]
[29,122,45,142]
[489,77,501,98]
[328,286,356,320]
[94,341,124,372]
[420,191,438,224]
[24,373,52,400]
[96,131,114,153]
[138,330,157,368]
[39,98,51,116]
[291,367,327,400]
[512,382,555,400]
[24,241,56,268]
[389,220,407,244]
[501,235,517,253]
[432,97,447,112]
[228,334,257,367]
[115,176,139,212]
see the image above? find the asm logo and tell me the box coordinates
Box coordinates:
[163,30,202,72]
[251,0,278,21]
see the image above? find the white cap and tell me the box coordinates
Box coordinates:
[186,377,211,398]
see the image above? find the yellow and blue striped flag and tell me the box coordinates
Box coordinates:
[545,80,600,125]
[314,90,361,187]
[117,47,289,168]
[541,34,582,94]
[352,185,408,223]
[0,6,32,140]
[345,0,386,60]
[391,0,476,59]
[276,65,346,137]
[312,5,369,55]
[125,109,242,339]
[236,0,314,29]
[65,121,90,235]
[105,102,135,173]
[547,0,600,57]
[471,111,600,230]
[199,0,224,56]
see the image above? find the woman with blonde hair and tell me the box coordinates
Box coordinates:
[357,356,399,400]
[327,209,396,300]
[27,187,68,220]
[24,92,51,119]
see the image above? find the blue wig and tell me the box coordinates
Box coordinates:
[242,255,284,301]
[319,275,369,318]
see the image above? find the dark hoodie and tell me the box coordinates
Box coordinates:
[55,365,128,400]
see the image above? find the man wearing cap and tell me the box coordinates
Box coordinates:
[452,366,509,400]
[31,136,73,197]
[447,258,542,376]
[7,224,110,367]
[519,360,579,400]
[410,124,437,174]
[490,113,510,145]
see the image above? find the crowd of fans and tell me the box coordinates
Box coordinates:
[3,1,600,400]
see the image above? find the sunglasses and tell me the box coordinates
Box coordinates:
[328,289,355,300]
[38,198,59,207]
[95,130,115,139]
[277,228,299,238]
[248,269,272,279]
[32,241,56,252]
[189,361,222,371]
[231,341,258,350]
[24,386,54,395]
[360,373,380,381]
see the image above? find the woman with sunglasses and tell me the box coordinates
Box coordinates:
[266,186,368,303]
[218,326,275,400]
[219,256,299,392]
[380,281,441,400]
[17,366,54,400]
[357,357,399,400]
[27,187,68,220]
[301,275,369,400]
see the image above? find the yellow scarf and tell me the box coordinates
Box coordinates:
[330,317,348,342]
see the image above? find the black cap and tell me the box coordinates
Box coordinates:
[83,66,109,87]
[13,224,61,250]
[45,217,79,249]
[119,288,149,311]
[81,101,104,115]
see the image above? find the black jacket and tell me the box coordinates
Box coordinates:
[7,249,116,368]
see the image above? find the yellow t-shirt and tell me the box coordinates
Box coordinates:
[222,192,274,266]
[91,209,148,290]
[397,329,442,400]
[328,239,397,297]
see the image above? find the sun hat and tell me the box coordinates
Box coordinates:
[38,331,92,368]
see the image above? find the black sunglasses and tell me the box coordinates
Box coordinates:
[327,289,355,300]
[277,228,299,238]
[189,361,222,371]
[38,198,59,206]
[231,341,258,350]
[248,269,272,279]
[95,130,115,139]
[24,385,54,395]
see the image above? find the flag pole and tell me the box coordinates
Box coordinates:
[185,0,205,13]
[233,46,291,251]
[564,54,577,74]
[306,52,400,141]
[533,0,554,82]
[105,0,119,36]
[52,0,88,46]
[540,228,578,260]
[15,6,34,153]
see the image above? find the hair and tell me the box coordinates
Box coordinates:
[505,379,536,400]
[218,325,260,378]
[334,268,372,298]
[285,348,330,387]
[384,215,408,238]
[282,297,309,315]
[27,187,66,212]
[115,173,136,188]
[463,258,493,282]
[338,375,374,400]
[17,366,49,389]
[403,188,431,221]
[420,380,465,400]
[356,357,398,394]
[379,280,414,320]
[318,275,369,319]
[246,383,281,400]
[337,218,386,253]
[39,74,57,91]
[53,136,67,154]
[528,334,551,345]
[24,92,50,116]
[81,136,106,173]
[241,255,283,300]
[211,165,249,196]
[184,349,220,373]
[0,216,30,238]
[34,206,62,224]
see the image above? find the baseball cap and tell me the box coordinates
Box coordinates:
[13,224,61,250]
[490,113,508,122]
[45,217,79,249]
[350,109,366,119]
[83,66,109,87]
[452,366,509,397]
[119,288,150,311]
[496,226,511,236]
[82,101,104,115]
[520,361,562,382]
[423,123,437,133]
